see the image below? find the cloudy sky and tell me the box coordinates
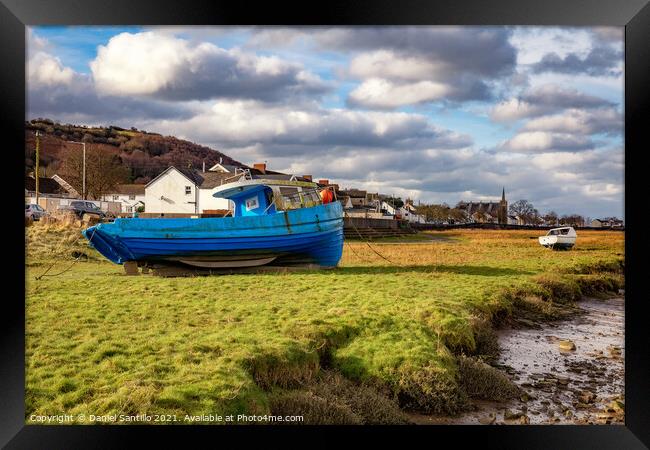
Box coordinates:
[27,26,624,219]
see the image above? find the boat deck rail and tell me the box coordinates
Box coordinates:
[221,168,253,185]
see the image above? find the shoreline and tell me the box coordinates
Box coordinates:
[409,294,625,425]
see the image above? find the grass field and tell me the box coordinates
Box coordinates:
[25,224,624,424]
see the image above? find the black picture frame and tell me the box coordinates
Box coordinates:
[2,0,648,448]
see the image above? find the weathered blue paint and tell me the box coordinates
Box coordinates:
[82,201,344,267]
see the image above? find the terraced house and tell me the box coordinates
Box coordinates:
[456,188,509,224]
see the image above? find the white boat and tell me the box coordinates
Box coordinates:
[538,226,577,250]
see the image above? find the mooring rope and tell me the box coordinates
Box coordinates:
[34,223,98,280]
[344,239,374,264]
[344,211,401,266]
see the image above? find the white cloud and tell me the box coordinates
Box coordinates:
[90,31,329,102]
[27,52,76,87]
[531,151,594,170]
[490,98,544,122]
[581,183,622,197]
[501,131,593,153]
[489,84,614,122]
[348,78,450,109]
[91,31,189,96]
[524,108,622,135]
[148,99,472,151]
[349,50,448,81]
[510,27,593,65]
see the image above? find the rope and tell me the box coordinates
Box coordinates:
[344,239,374,264]
[344,211,401,266]
[35,223,98,280]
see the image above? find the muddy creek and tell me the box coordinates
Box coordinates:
[413,296,624,425]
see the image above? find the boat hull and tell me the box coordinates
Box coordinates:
[538,235,576,249]
[83,202,344,268]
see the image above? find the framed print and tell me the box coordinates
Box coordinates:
[2,0,649,448]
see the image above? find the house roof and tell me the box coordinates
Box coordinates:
[146,165,306,191]
[458,201,502,215]
[146,166,197,188]
[192,170,234,189]
[339,189,367,198]
[25,176,66,195]
[111,184,146,195]
[208,163,240,173]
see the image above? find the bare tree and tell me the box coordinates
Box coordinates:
[59,144,130,200]
[416,204,469,224]
[559,214,585,227]
[543,210,559,226]
[509,199,536,224]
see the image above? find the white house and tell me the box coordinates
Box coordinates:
[101,184,146,213]
[145,166,235,214]
[399,203,426,224]
[145,163,321,215]
[143,163,278,214]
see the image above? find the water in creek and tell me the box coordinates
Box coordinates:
[411,296,625,425]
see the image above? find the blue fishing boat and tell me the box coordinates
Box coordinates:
[82,176,344,271]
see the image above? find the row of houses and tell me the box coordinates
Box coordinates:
[25,162,311,216]
[25,166,624,227]
[591,217,624,228]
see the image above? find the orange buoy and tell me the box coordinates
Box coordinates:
[320,189,334,204]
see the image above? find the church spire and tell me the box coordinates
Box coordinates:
[501,187,506,202]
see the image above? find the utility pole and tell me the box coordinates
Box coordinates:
[82,142,86,200]
[35,131,40,205]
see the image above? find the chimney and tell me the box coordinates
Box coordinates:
[253,163,267,174]
[219,156,223,164]
[318,179,329,185]
[303,175,312,181]
[202,160,206,173]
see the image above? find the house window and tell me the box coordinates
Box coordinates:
[113,195,119,200]
[185,186,192,195]
[129,195,135,200]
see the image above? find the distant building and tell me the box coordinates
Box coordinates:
[456,188,508,224]
[591,217,624,228]
[25,174,122,213]
[25,175,69,198]
[101,184,146,213]
[398,201,426,224]
[339,188,368,207]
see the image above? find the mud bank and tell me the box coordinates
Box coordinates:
[411,296,625,425]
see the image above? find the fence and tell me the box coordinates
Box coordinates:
[344,217,409,230]
[412,222,625,232]
[25,196,122,214]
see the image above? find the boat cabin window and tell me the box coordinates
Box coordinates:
[222,183,325,217]
[275,186,322,211]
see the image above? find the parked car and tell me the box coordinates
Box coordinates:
[25,203,48,221]
[58,200,107,219]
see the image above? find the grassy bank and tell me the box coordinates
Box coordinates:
[25,224,624,423]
